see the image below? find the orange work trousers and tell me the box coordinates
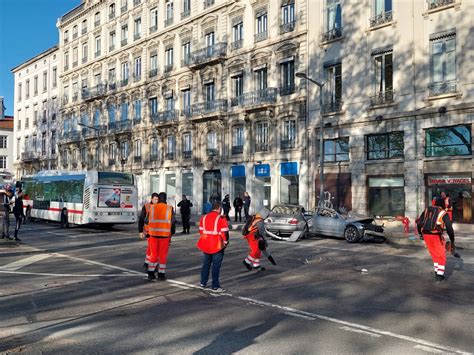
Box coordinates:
[423,233,446,276]
[145,236,171,273]
[244,234,261,267]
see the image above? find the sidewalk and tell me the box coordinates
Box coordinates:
[177,214,473,250]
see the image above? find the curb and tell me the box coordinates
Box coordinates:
[385,234,474,251]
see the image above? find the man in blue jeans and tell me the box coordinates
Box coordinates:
[197,201,229,293]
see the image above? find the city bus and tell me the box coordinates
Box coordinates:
[21,170,138,228]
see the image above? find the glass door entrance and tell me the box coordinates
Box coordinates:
[203,170,221,213]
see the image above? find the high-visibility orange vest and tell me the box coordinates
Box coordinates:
[244,216,263,238]
[146,202,173,237]
[143,203,151,235]
[197,211,226,254]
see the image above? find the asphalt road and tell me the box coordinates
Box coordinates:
[1,220,473,354]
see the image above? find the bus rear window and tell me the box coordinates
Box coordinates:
[98,172,134,185]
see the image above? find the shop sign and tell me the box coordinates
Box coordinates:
[280,162,298,176]
[231,165,245,177]
[255,164,270,177]
[428,176,471,185]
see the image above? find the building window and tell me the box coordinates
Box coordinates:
[94,36,101,57]
[182,133,192,158]
[134,139,141,158]
[18,83,22,101]
[165,47,174,72]
[281,119,296,149]
[150,138,159,160]
[120,101,129,121]
[109,3,116,18]
[167,135,175,159]
[94,11,101,27]
[41,133,46,155]
[121,0,128,12]
[34,76,38,95]
[256,122,269,151]
[367,131,404,160]
[207,131,217,156]
[204,0,214,8]
[109,31,116,51]
[181,89,191,116]
[149,97,158,119]
[121,62,129,84]
[82,43,88,62]
[165,0,174,26]
[52,67,57,87]
[0,156,7,169]
[232,125,244,154]
[150,8,158,31]
[134,100,141,120]
[255,67,268,91]
[134,17,141,40]
[255,10,268,42]
[232,21,244,50]
[82,19,87,34]
[205,82,215,103]
[64,30,69,43]
[51,132,56,154]
[231,74,244,106]
[280,1,296,34]
[324,137,349,162]
[323,0,342,41]
[429,31,456,96]
[134,57,142,80]
[25,79,30,98]
[371,50,393,105]
[280,60,295,95]
[0,136,7,149]
[182,41,191,66]
[73,25,78,38]
[42,71,47,92]
[182,0,191,18]
[73,47,78,66]
[16,139,20,159]
[425,125,471,157]
[428,0,455,10]
[323,62,342,113]
[370,0,392,27]
[121,25,128,46]
[109,143,117,162]
[368,177,405,217]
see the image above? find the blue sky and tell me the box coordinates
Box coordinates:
[0,0,79,116]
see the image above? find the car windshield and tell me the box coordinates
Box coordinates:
[272,205,300,215]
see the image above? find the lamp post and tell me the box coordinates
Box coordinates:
[78,122,101,170]
[295,72,326,208]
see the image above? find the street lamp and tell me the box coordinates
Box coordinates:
[78,122,101,170]
[295,72,326,208]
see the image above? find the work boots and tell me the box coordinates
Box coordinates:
[157,272,167,281]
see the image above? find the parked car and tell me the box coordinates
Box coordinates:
[307,207,385,243]
[264,204,309,240]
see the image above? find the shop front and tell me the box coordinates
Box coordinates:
[203,170,221,213]
[280,162,299,205]
[426,174,473,223]
[254,163,271,210]
[165,173,177,209]
[231,165,246,201]
[315,173,352,211]
[368,176,405,217]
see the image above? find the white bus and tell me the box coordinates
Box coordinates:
[21,170,138,228]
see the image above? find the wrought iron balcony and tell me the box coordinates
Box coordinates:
[149,69,158,78]
[133,117,141,125]
[428,81,457,97]
[181,107,192,118]
[94,20,100,28]
[117,120,132,131]
[121,39,128,47]
[183,150,192,159]
[279,84,295,96]
[191,99,228,116]
[230,39,243,51]
[108,122,117,131]
[121,5,127,13]
[149,25,157,33]
[109,82,117,91]
[181,57,192,67]
[280,20,296,34]
[428,0,454,10]
[150,112,159,123]
[166,152,175,160]
[322,100,343,114]
[82,56,88,63]
[254,31,268,43]
[164,64,173,73]
[149,154,159,162]
[255,143,269,152]
[321,27,343,42]
[21,151,40,161]
[164,17,173,27]
[181,9,190,19]
[207,148,218,157]
[134,156,142,163]
[89,84,107,98]
[95,50,101,58]
[109,12,115,20]
[370,90,394,106]
[231,96,244,107]
[369,11,393,27]
[281,139,296,150]
[121,78,129,87]
[81,88,90,99]
[82,27,87,34]
[204,0,215,8]
[159,109,178,123]
[109,158,116,166]
[61,130,81,143]
[190,42,227,67]
[242,88,277,108]
[231,145,243,155]
[133,73,141,82]
[134,33,141,41]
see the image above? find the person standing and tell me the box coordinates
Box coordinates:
[1,189,13,239]
[197,201,229,292]
[233,194,243,222]
[243,191,251,221]
[177,195,193,234]
[139,193,158,271]
[242,208,273,271]
[11,189,25,241]
[222,194,231,220]
[441,191,453,221]
[417,197,455,283]
[139,192,175,281]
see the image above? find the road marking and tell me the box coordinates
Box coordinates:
[339,326,381,338]
[0,270,138,277]
[414,344,446,353]
[0,254,51,271]
[284,312,316,321]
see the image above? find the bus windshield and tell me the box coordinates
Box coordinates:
[98,172,134,186]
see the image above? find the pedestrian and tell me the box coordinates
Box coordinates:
[233,194,243,222]
[416,197,455,284]
[441,191,453,221]
[1,188,13,239]
[222,194,231,220]
[177,195,193,234]
[197,201,229,293]
[139,193,158,271]
[243,191,251,221]
[138,192,176,281]
[242,208,275,271]
[11,189,25,241]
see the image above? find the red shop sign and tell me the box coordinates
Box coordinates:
[428,177,471,185]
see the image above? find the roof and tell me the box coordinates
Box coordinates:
[11,46,59,73]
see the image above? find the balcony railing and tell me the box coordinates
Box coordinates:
[181,107,192,118]
[280,20,296,34]
[108,122,117,131]
[133,117,141,125]
[159,109,178,123]
[369,11,393,27]
[164,64,173,73]
[204,0,215,8]
[94,20,100,28]
[230,39,243,50]
[73,61,78,67]
[255,143,269,152]
[21,151,40,161]
[181,9,190,19]
[428,0,454,10]
[207,148,218,157]
[322,100,343,114]
[109,158,116,166]
[190,42,227,67]
[109,12,115,20]
[166,152,175,160]
[72,92,79,101]
[134,156,142,163]
[109,82,117,91]
[82,56,88,64]
[321,27,343,42]
[133,0,140,5]
[254,31,268,43]
[281,139,296,150]
[117,120,132,131]
[134,33,141,41]
[82,27,87,34]
[280,84,295,96]
[133,73,141,82]
[121,78,129,87]
[231,96,243,107]
[191,99,228,116]
[149,154,159,162]
[121,5,127,13]
[109,45,115,52]
[181,57,192,67]
[150,112,159,123]
[231,145,243,155]
[121,39,128,46]
[165,17,173,27]
[370,90,394,106]
[183,150,192,159]
[95,50,101,58]
[149,69,158,78]
[149,24,157,33]
[241,88,277,108]
[428,81,457,97]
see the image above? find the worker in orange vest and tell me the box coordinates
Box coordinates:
[139,192,159,271]
[197,201,229,293]
[441,191,453,221]
[242,208,275,270]
[139,192,175,281]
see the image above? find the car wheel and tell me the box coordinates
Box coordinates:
[344,225,360,243]
[61,210,69,229]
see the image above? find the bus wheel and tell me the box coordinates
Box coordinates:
[61,210,69,229]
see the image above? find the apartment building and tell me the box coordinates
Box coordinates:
[304,0,473,223]
[12,46,60,177]
[57,0,309,211]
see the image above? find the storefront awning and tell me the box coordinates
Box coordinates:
[255,164,270,177]
[281,162,298,176]
[231,165,245,177]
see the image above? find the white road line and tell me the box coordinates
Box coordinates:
[414,344,446,353]
[0,270,138,277]
[339,326,381,338]
[0,254,51,271]
[284,312,316,321]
